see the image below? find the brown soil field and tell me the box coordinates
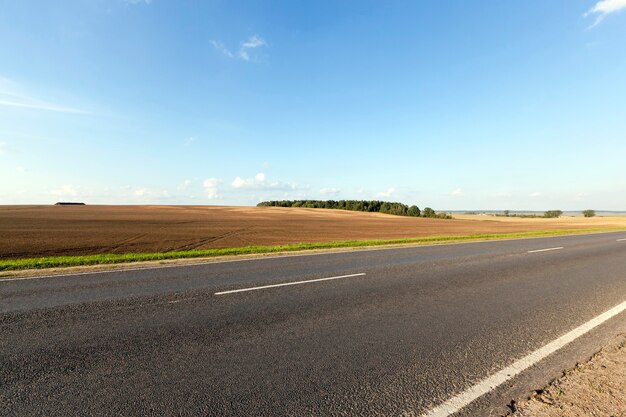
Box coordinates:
[1,205,626,260]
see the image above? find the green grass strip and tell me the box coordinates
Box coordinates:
[1,228,624,272]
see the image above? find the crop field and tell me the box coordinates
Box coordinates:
[2,205,626,261]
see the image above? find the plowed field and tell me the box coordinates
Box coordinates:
[1,205,625,260]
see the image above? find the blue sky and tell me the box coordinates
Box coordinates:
[1,0,625,210]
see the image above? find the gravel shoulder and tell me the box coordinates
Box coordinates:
[510,334,626,417]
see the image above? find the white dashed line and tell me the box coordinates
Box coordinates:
[214,273,367,295]
[527,247,564,253]
[421,299,626,417]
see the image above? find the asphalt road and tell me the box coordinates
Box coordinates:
[2,232,626,416]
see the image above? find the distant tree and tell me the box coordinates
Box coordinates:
[408,205,420,217]
[256,200,451,219]
[435,212,453,219]
[503,210,510,217]
[582,209,596,218]
[543,210,563,218]
[422,207,436,218]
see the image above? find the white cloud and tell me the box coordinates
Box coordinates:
[203,178,221,199]
[451,188,464,197]
[376,187,395,198]
[0,142,6,156]
[177,179,192,191]
[184,137,196,146]
[111,186,172,203]
[16,166,27,173]
[134,188,169,198]
[50,184,78,197]
[242,35,266,49]
[211,35,268,62]
[239,35,267,61]
[230,172,300,194]
[530,192,542,197]
[232,172,266,188]
[125,0,152,5]
[210,40,234,58]
[585,0,626,26]
[320,187,341,196]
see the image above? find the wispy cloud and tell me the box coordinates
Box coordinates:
[210,40,235,58]
[184,136,196,146]
[239,35,267,61]
[530,192,542,197]
[451,188,464,197]
[0,96,84,113]
[0,77,85,114]
[203,178,221,199]
[0,142,6,156]
[585,0,626,27]
[376,187,395,198]
[211,35,268,62]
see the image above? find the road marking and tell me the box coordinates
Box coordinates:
[421,299,626,417]
[214,273,366,295]
[617,238,626,242]
[527,246,563,253]
[167,296,199,304]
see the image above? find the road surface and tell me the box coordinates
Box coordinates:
[2,231,626,416]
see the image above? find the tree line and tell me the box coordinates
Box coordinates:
[499,209,596,218]
[257,200,452,219]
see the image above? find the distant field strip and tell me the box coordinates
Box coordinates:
[0,228,624,272]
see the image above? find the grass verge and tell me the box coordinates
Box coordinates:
[1,228,624,272]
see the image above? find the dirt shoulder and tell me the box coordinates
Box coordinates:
[510,334,626,416]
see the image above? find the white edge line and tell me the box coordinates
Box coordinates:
[527,246,564,253]
[2,230,623,283]
[214,273,366,295]
[421,299,626,417]
[616,238,626,242]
